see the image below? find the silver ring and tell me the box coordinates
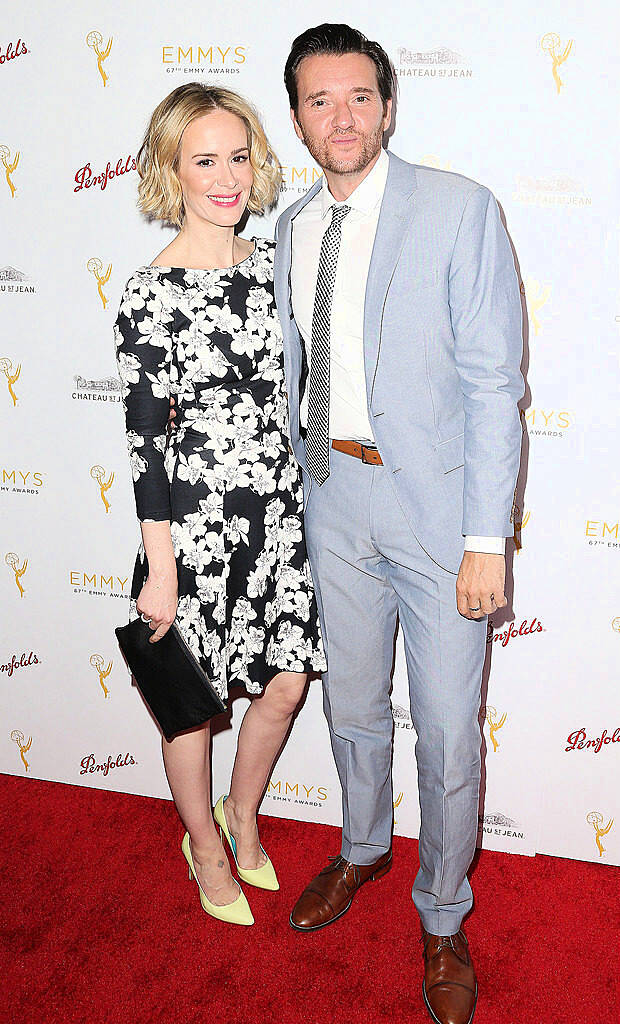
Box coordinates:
[469,605,481,612]
[140,613,152,623]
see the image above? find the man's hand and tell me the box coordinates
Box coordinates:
[456,552,507,620]
[166,396,177,434]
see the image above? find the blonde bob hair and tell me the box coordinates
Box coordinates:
[137,84,281,227]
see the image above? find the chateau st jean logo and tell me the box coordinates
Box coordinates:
[395,45,472,78]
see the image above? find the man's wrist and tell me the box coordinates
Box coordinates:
[464,536,505,555]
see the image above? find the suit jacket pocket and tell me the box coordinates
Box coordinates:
[434,432,465,473]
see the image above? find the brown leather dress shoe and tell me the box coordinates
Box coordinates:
[290,851,392,931]
[422,929,477,1024]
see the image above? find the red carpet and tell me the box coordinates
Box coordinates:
[2,774,618,1024]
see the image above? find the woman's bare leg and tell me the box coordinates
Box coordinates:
[224,672,307,869]
[162,724,239,905]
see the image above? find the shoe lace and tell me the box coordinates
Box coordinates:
[324,855,360,887]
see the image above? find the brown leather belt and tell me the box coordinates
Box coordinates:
[331,439,383,465]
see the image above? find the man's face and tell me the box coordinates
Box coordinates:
[291,52,392,177]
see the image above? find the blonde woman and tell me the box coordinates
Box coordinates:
[114,84,325,925]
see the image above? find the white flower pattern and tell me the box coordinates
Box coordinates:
[114,238,325,699]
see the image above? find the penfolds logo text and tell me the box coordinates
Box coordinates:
[74,155,137,193]
[1,651,40,677]
[565,727,620,754]
[487,617,544,648]
[0,39,29,65]
[80,751,137,777]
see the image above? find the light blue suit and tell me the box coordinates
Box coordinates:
[274,151,524,934]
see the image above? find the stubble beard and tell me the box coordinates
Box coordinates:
[298,122,385,177]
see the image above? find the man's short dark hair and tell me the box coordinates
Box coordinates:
[284,23,396,115]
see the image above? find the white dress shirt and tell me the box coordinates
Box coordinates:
[290,148,504,556]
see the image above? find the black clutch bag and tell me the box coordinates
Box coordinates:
[115,617,226,740]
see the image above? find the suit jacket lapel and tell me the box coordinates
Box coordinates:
[364,153,419,392]
[274,178,324,318]
[274,178,324,469]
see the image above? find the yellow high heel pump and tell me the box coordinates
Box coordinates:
[181,831,254,925]
[213,795,279,891]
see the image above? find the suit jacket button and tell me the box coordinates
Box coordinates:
[283,390,288,398]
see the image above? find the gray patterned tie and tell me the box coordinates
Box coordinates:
[306,204,351,484]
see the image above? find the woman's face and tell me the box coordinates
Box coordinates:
[176,109,254,227]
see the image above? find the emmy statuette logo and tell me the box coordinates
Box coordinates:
[87,258,112,310]
[90,654,112,699]
[513,506,530,553]
[393,791,404,826]
[86,31,112,87]
[5,551,27,597]
[586,811,613,858]
[541,33,573,94]
[90,465,114,513]
[485,706,507,753]
[0,357,20,405]
[0,144,19,198]
[523,277,551,336]
[11,729,32,771]
[611,617,620,634]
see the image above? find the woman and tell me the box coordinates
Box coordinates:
[114,84,325,926]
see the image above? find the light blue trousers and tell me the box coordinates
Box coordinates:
[303,448,487,935]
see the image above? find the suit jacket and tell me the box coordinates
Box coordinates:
[274,150,524,573]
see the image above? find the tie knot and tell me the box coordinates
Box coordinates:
[330,204,351,227]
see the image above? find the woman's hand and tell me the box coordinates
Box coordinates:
[136,570,178,642]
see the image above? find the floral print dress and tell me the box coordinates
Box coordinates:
[114,238,325,700]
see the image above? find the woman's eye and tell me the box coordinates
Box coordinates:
[197,159,213,167]
[233,155,248,163]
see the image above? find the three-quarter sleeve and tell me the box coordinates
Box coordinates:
[114,275,173,522]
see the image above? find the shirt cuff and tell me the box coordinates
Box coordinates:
[464,536,506,555]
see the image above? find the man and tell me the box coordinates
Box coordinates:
[274,23,524,1024]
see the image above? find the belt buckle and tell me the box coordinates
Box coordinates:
[360,444,374,464]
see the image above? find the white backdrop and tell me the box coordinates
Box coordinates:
[2,0,618,867]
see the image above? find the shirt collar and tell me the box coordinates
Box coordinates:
[320,147,389,219]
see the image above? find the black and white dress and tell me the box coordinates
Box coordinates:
[114,238,325,700]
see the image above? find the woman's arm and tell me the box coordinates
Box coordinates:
[137,520,177,642]
[114,275,177,641]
